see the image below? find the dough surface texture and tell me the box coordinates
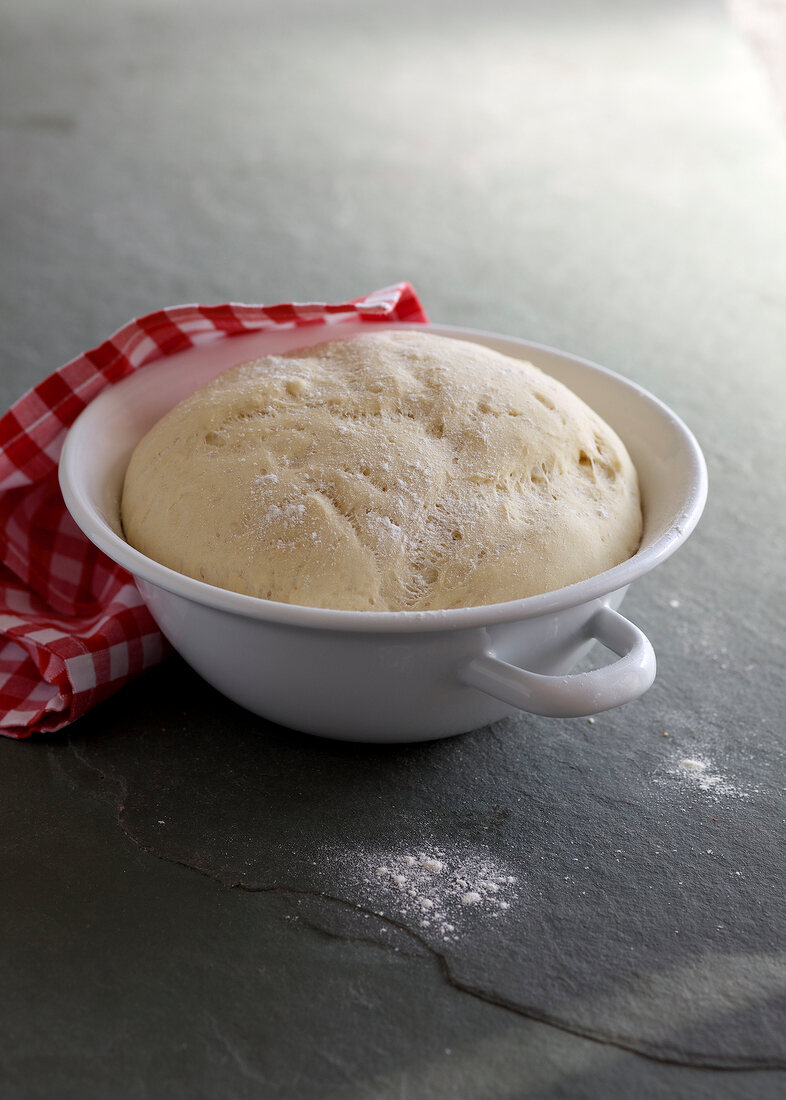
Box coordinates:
[121,331,642,611]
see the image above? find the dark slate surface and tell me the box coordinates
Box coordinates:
[2,0,785,1096]
[7,719,786,1100]
[56,651,785,1070]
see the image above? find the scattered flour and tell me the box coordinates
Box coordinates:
[355,847,519,941]
[660,751,753,801]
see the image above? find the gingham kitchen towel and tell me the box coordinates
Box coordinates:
[0,282,428,738]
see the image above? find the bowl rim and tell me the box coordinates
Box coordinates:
[59,323,708,635]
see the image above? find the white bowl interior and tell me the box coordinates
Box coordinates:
[60,322,707,625]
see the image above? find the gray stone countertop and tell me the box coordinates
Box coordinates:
[1,1,785,1097]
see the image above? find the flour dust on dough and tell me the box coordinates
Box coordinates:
[121,331,642,611]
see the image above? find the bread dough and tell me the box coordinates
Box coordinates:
[121,331,642,611]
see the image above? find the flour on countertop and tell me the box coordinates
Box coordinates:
[353,847,519,941]
[658,751,756,801]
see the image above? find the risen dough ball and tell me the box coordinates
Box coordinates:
[121,331,642,611]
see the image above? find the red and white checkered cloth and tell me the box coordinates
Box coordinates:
[0,282,428,738]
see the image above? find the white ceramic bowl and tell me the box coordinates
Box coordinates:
[59,322,707,742]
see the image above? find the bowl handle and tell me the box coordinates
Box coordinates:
[460,605,656,718]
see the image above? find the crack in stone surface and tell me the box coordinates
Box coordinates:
[100,815,786,1073]
[53,683,786,1072]
[70,780,785,1074]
